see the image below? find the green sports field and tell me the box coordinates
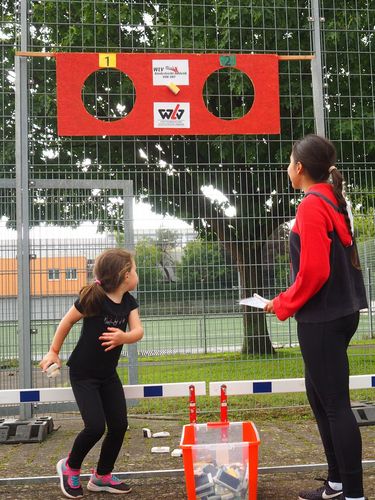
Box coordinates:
[0,312,373,361]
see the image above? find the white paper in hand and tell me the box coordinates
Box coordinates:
[240,293,270,309]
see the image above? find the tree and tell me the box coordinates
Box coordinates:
[1,1,373,353]
[134,238,164,298]
[177,239,238,300]
[155,228,179,283]
[155,228,179,251]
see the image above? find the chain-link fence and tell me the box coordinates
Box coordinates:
[0,0,374,418]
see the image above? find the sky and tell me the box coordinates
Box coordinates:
[0,201,193,240]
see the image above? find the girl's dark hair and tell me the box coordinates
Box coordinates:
[79,248,134,316]
[292,134,361,269]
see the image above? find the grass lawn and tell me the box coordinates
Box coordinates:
[117,345,375,385]
[1,312,373,360]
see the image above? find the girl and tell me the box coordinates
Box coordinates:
[40,248,143,498]
[264,135,368,500]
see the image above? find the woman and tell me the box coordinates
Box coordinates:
[264,135,368,500]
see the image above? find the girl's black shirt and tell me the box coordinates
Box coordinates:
[67,292,139,378]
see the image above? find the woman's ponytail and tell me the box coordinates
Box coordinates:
[330,167,361,270]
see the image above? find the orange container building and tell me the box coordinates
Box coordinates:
[0,256,87,297]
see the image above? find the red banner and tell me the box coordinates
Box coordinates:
[56,53,280,136]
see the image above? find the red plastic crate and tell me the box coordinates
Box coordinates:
[180,421,260,500]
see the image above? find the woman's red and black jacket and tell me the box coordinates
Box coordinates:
[273,183,368,322]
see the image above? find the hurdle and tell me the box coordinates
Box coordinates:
[0,381,206,405]
[209,374,375,396]
[209,375,375,426]
[0,382,205,444]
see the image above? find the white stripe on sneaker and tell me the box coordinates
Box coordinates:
[322,491,343,499]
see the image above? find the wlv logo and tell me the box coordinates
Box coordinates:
[154,102,190,128]
[158,104,185,120]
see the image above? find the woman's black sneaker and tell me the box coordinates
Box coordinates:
[298,478,342,500]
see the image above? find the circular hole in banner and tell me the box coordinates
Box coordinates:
[203,67,254,120]
[82,69,136,122]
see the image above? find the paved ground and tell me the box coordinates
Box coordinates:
[0,414,374,499]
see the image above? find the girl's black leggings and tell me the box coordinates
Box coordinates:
[67,371,128,475]
[297,312,363,498]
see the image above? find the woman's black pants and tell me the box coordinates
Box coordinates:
[298,312,363,498]
[67,371,128,475]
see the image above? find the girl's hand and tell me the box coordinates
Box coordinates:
[99,327,126,351]
[264,299,275,314]
[39,351,61,372]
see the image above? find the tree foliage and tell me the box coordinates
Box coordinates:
[135,238,164,296]
[176,239,238,297]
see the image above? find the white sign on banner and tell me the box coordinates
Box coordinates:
[152,60,189,85]
[153,102,190,128]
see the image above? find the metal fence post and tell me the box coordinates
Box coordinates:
[310,0,326,137]
[123,182,138,390]
[15,0,32,419]
[367,268,373,339]
[202,281,207,354]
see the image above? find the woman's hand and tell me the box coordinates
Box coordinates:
[263,299,275,314]
[99,327,126,351]
[39,351,61,372]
